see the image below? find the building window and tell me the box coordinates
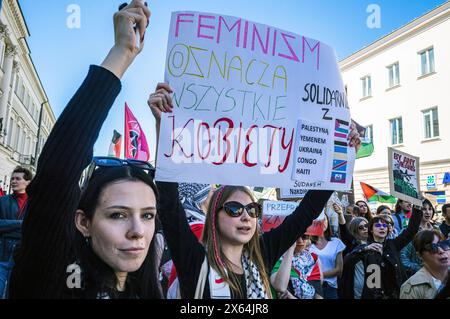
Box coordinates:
[13,123,20,150]
[7,117,14,146]
[32,139,37,156]
[361,75,371,98]
[33,104,39,121]
[365,124,373,143]
[14,76,20,94]
[390,117,403,145]
[419,47,435,76]
[24,93,30,109]
[18,128,25,154]
[422,107,439,139]
[26,136,31,156]
[0,44,5,70]
[387,62,400,88]
[19,84,25,101]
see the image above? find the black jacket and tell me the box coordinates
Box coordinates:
[340,207,422,299]
[0,195,20,220]
[0,195,25,262]
[339,223,362,257]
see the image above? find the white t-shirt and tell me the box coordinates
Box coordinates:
[310,238,346,288]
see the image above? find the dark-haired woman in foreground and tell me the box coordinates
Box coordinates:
[9,1,163,298]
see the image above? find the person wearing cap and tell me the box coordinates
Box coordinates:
[400,230,449,299]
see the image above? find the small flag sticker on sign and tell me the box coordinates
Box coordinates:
[335,120,349,134]
[330,119,349,184]
[332,160,347,172]
[331,172,346,184]
[334,146,347,154]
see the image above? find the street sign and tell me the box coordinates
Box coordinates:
[426,175,436,190]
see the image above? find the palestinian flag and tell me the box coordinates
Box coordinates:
[360,182,396,203]
[356,140,374,159]
[108,130,122,158]
[352,119,374,159]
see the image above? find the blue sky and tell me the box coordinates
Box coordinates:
[19,0,447,161]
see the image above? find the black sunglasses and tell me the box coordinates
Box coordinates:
[79,156,155,191]
[221,201,261,218]
[423,239,450,254]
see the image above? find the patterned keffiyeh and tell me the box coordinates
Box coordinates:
[209,250,268,299]
[178,183,211,223]
[290,251,316,299]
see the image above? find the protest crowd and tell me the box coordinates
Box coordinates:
[0,1,449,300]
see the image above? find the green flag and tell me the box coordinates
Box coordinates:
[356,141,374,159]
[353,120,374,159]
[360,182,397,203]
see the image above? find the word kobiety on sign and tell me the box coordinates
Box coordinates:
[156,11,355,190]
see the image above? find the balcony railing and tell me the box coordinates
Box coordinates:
[20,154,35,166]
[10,151,36,166]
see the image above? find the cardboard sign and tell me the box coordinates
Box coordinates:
[261,200,299,232]
[388,148,421,206]
[156,11,354,189]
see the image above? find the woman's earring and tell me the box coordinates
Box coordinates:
[85,236,90,246]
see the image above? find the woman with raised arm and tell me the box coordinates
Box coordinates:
[9,1,163,299]
[148,84,361,299]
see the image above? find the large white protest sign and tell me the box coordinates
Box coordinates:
[156,11,355,190]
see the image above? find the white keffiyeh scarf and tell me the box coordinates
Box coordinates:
[209,250,268,299]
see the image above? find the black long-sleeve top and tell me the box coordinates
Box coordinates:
[9,66,121,298]
[341,207,423,299]
[339,223,361,257]
[156,181,332,298]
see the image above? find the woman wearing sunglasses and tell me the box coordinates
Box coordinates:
[148,85,362,299]
[332,203,368,257]
[157,183,340,299]
[400,230,449,299]
[340,207,422,299]
[336,215,369,299]
[271,233,323,299]
[354,200,373,221]
[8,1,163,298]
